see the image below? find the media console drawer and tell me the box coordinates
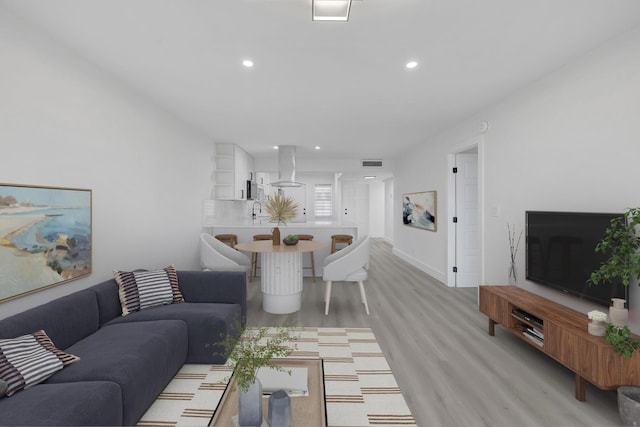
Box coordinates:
[479,285,640,401]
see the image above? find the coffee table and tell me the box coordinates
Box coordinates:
[209,359,326,427]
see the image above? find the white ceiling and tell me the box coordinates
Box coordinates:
[3,0,640,169]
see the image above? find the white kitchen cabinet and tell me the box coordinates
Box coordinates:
[214,143,254,200]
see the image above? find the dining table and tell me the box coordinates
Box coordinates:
[235,239,327,314]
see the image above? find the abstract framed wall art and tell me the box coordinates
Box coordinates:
[0,183,92,302]
[402,190,437,231]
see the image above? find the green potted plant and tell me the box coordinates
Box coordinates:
[588,207,640,288]
[264,193,299,245]
[588,208,640,425]
[605,324,640,425]
[217,321,298,426]
[588,207,640,357]
[604,324,640,358]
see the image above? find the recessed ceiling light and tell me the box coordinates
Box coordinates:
[242,60,254,68]
[315,146,321,150]
[406,61,418,69]
[273,146,279,150]
[312,0,352,21]
[363,176,376,180]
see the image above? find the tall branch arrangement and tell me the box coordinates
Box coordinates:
[507,223,523,281]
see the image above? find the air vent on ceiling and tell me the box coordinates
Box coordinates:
[361,159,383,168]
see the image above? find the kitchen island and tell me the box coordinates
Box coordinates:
[208,220,359,279]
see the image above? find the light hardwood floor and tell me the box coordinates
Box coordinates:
[246,239,621,427]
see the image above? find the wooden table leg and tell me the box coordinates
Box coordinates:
[575,374,586,401]
[488,319,496,336]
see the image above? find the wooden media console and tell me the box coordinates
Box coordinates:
[479,285,640,401]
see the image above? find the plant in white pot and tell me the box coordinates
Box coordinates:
[217,321,298,426]
[588,207,640,425]
[589,207,640,357]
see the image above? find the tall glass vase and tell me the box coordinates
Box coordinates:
[508,264,517,285]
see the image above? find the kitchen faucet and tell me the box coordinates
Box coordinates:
[252,201,262,219]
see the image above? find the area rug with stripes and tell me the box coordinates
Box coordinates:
[138,327,416,426]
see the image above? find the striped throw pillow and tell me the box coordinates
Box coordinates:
[0,330,80,397]
[114,265,184,316]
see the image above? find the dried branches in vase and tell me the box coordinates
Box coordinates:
[264,193,299,226]
[507,223,523,284]
[264,193,299,245]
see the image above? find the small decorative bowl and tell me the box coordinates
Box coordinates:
[283,235,299,246]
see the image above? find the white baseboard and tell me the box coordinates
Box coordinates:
[391,247,446,284]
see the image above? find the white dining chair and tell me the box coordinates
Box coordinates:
[200,233,251,273]
[322,235,370,315]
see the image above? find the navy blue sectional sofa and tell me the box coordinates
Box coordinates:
[0,270,246,426]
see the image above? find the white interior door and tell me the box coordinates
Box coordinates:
[454,153,481,287]
[341,181,369,237]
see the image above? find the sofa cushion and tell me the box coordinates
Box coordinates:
[0,290,99,351]
[89,279,122,326]
[114,265,184,316]
[47,320,187,426]
[0,330,79,396]
[0,381,122,426]
[106,302,242,363]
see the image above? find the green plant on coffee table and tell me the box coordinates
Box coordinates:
[218,321,298,392]
[605,324,640,358]
[588,207,640,287]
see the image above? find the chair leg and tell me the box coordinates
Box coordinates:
[250,253,258,281]
[309,252,315,283]
[324,281,332,315]
[358,281,370,315]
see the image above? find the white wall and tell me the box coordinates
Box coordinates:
[368,181,385,238]
[393,25,640,326]
[0,11,213,318]
[384,178,394,244]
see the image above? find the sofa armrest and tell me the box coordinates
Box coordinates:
[177,270,247,321]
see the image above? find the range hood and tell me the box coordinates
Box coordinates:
[271,145,304,187]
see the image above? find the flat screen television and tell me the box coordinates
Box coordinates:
[525,211,628,307]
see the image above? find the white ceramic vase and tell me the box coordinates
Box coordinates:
[588,320,606,336]
[610,298,629,327]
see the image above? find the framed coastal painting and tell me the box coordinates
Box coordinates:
[0,183,92,303]
[402,190,437,231]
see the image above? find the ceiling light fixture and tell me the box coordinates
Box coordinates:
[363,176,376,180]
[312,0,352,21]
[406,61,418,69]
[242,59,254,68]
[315,146,321,150]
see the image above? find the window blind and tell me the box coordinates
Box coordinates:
[314,184,332,217]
